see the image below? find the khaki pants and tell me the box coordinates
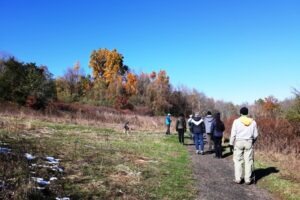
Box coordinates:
[207,134,213,151]
[233,140,254,183]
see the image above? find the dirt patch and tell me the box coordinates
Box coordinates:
[109,164,141,185]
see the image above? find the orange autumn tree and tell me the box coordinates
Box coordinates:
[254,96,280,117]
[89,48,136,108]
[146,70,172,115]
[89,48,128,84]
[263,96,280,117]
[125,73,138,95]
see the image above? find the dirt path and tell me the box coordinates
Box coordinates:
[188,143,274,200]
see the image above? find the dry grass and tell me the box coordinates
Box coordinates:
[256,151,300,182]
[0,102,166,133]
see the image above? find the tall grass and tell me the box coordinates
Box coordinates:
[0,102,166,133]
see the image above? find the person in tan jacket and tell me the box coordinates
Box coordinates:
[230,107,258,184]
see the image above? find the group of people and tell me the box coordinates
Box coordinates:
[167,111,225,157]
[165,106,259,185]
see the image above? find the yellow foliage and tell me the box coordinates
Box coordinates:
[89,48,125,85]
[125,73,138,95]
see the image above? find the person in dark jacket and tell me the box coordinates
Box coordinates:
[211,112,225,158]
[191,113,205,154]
[176,113,187,144]
[204,111,214,152]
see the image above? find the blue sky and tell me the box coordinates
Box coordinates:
[1,0,299,104]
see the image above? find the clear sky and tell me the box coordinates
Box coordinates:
[1,0,300,104]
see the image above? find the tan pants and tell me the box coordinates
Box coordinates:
[207,134,214,151]
[233,140,254,183]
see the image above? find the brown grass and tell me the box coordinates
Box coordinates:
[0,102,166,133]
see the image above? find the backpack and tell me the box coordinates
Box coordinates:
[216,121,225,132]
[177,118,184,129]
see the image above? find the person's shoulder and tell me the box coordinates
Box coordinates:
[233,118,240,124]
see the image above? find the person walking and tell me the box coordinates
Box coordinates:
[204,111,215,152]
[176,113,186,144]
[165,113,172,135]
[211,113,225,158]
[191,113,206,154]
[230,107,258,184]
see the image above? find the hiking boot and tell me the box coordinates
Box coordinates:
[245,181,252,185]
[233,179,242,184]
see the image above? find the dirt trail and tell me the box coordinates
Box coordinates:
[188,144,274,200]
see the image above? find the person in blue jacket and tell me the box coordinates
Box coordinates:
[165,113,172,135]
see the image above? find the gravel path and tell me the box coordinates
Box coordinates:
[188,143,274,200]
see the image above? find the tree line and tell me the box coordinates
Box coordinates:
[0,48,300,121]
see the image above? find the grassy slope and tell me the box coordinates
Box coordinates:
[221,144,300,200]
[0,116,196,199]
[255,156,300,200]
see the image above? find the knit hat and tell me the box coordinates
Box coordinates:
[240,107,248,115]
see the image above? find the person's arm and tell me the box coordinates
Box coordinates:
[210,122,215,134]
[253,121,259,144]
[175,119,179,131]
[229,120,237,146]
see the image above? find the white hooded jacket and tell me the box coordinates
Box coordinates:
[229,116,259,145]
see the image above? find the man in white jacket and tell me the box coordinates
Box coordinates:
[230,107,258,185]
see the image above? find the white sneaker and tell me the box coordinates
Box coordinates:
[200,151,204,155]
[196,150,199,154]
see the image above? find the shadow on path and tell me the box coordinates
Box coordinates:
[222,151,233,158]
[254,167,279,183]
[222,145,233,158]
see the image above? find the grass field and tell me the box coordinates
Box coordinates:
[0,116,196,199]
[1,114,299,200]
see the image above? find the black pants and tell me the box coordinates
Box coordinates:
[178,129,185,144]
[166,125,171,135]
[214,136,222,158]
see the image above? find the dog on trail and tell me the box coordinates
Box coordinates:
[124,122,130,135]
